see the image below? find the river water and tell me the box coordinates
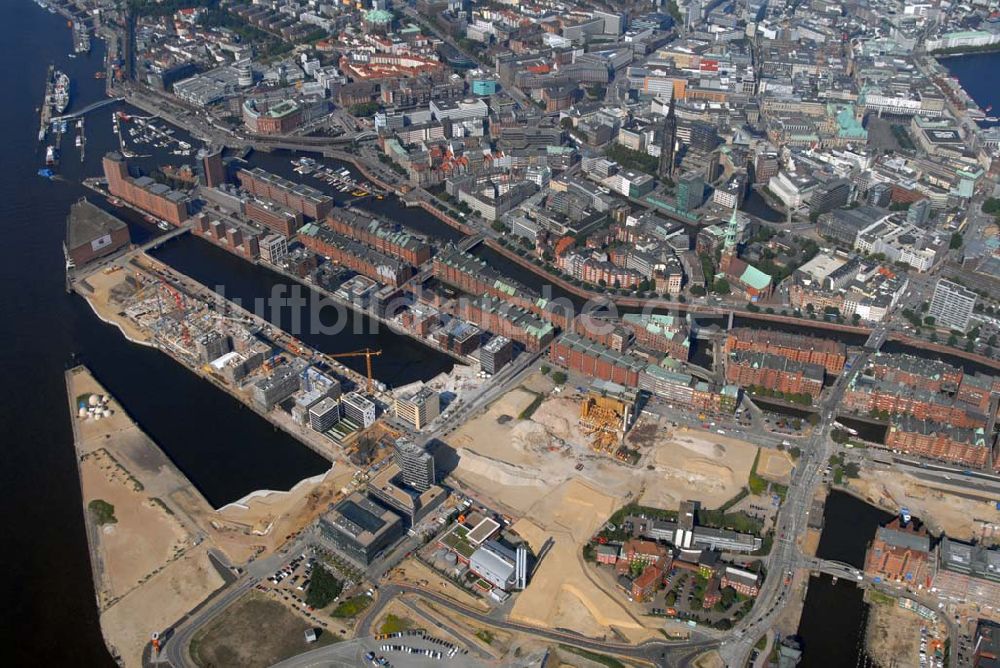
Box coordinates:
[796,491,894,666]
[0,5,446,664]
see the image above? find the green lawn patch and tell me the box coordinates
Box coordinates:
[379,614,411,635]
[558,644,626,668]
[331,595,371,618]
[88,499,117,525]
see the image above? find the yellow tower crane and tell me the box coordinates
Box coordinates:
[327,349,382,394]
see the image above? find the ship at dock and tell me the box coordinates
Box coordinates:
[51,70,70,115]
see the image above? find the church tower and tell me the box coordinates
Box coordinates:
[659,92,677,179]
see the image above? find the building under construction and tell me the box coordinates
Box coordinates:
[579,386,637,454]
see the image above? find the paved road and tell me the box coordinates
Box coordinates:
[356,584,719,667]
[717,345,873,666]
[159,539,310,667]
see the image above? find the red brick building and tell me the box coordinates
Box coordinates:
[550,333,646,387]
[433,247,571,330]
[297,223,414,287]
[631,564,662,602]
[725,351,825,399]
[571,314,633,353]
[64,199,131,267]
[863,518,933,588]
[326,208,431,266]
[720,566,761,597]
[886,416,989,469]
[724,327,846,375]
[237,167,333,220]
[103,152,189,226]
[870,353,963,393]
[843,380,986,429]
[455,296,555,352]
[618,539,670,568]
[622,313,691,362]
[245,199,303,237]
[191,213,260,261]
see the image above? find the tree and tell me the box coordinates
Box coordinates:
[551,371,568,385]
[348,101,381,117]
[923,316,935,326]
[306,565,343,608]
[713,278,731,295]
[746,302,760,312]
[949,232,964,250]
[690,285,706,296]
[678,295,687,303]
[540,365,551,375]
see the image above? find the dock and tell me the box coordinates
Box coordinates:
[38,64,53,143]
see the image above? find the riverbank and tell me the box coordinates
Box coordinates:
[66,364,353,666]
[66,365,226,667]
[72,250,355,465]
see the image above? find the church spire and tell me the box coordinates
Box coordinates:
[725,204,740,250]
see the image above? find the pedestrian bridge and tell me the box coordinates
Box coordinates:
[52,97,124,122]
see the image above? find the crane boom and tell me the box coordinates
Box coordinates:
[326,348,382,394]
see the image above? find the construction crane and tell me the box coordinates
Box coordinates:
[161,282,192,348]
[327,349,382,394]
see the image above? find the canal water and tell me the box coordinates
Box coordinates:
[742,189,785,222]
[797,491,895,666]
[150,233,455,388]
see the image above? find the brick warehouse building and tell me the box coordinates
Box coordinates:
[885,415,989,469]
[191,213,260,261]
[549,333,646,387]
[103,152,189,226]
[724,327,846,375]
[245,198,303,237]
[869,353,964,393]
[236,167,333,220]
[433,246,572,330]
[326,208,432,266]
[455,295,555,352]
[298,223,414,287]
[842,376,988,430]
[65,199,131,267]
[724,350,825,399]
[863,518,933,588]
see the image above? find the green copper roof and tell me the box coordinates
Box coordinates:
[740,264,773,291]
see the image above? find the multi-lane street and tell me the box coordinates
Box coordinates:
[717,348,872,666]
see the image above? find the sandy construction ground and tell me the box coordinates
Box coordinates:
[101,543,224,668]
[448,388,540,468]
[449,389,763,519]
[510,480,656,644]
[758,449,795,484]
[640,427,759,509]
[865,598,940,668]
[210,466,351,563]
[81,449,188,605]
[78,270,153,345]
[69,367,349,666]
[848,469,1000,542]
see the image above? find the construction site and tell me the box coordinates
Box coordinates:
[74,251,395,464]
